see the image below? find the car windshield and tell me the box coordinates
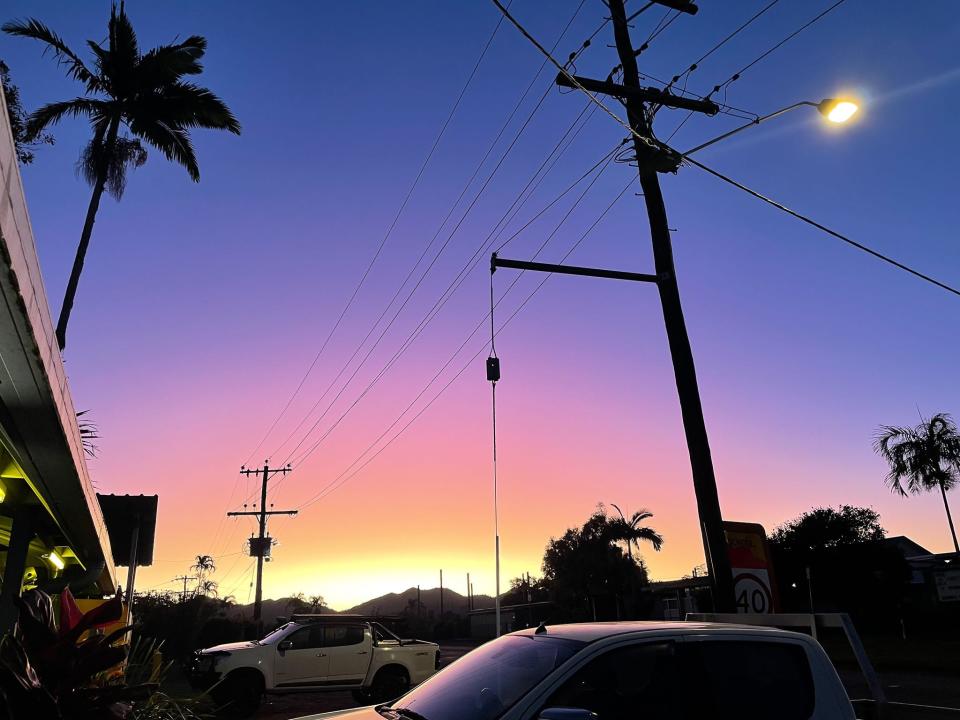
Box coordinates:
[390,635,583,720]
[258,622,293,644]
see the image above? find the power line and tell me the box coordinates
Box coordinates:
[270,122,608,499]
[664,0,780,93]
[240,7,512,467]
[665,0,849,145]
[706,0,851,100]
[490,0,663,156]
[684,156,960,298]
[294,177,636,512]
[287,142,622,474]
[261,0,591,471]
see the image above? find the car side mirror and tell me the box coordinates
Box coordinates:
[539,709,598,720]
[277,640,293,653]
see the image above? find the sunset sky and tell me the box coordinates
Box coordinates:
[3,1,959,610]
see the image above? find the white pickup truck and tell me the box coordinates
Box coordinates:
[294,620,960,720]
[189,615,439,715]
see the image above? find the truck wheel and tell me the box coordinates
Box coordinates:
[369,666,410,703]
[211,670,264,717]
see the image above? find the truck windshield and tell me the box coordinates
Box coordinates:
[259,623,293,644]
[390,635,583,720]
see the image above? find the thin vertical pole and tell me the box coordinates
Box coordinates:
[440,569,444,615]
[125,520,140,618]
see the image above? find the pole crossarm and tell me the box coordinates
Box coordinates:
[555,73,719,115]
[492,254,660,284]
[226,510,299,517]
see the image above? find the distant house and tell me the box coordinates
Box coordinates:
[646,577,712,619]
[884,536,960,607]
[468,601,555,639]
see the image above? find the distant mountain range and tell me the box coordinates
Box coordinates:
[345,586,494,617]
[227,587,494,626]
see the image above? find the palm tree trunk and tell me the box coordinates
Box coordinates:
[939,481,960,553]
[55,117,119,350]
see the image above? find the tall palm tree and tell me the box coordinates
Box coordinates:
[609,504,664,561]
[3,3,240,350]
[875,412,960,553]
[191,554,216,580]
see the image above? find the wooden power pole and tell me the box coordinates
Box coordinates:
[228,463,297,629]
[491,0,736,612]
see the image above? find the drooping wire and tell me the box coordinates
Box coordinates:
[262,0,591,472]
[292,176,636,511]
[663,0,780,94]
[286,143,621,489]
[706,0,851,100]
[239,4,512,469]
[663,0,849,146]
[684,156,960,299]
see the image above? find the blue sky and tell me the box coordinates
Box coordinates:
[2,1,959,605]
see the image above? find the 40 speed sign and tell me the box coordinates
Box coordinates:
[723,522,780,614]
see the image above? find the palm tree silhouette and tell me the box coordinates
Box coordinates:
[875,412,960,553]
[3,3,240,349]
[191,554,216,579]
[609,504,664,561]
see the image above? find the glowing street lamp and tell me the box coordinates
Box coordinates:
[819,98,858,123]
[682,96,860,157]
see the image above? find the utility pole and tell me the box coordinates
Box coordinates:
[439,569,444,616]
[466,572,471,611]
[491,0,735,610]
[228,463,297,630]
[586,0,735,611]
[173,575,197,602]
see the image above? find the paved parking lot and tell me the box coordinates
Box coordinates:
[251,641,480,719]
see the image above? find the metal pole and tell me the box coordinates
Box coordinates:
[125,520,140,618]
[439,569,444,615]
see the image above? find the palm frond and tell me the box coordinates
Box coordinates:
[25,98,109,139]
[132,81,241,134]
[2,18,102,92]
[107,2,140,81]
[127,117,200,180]
[135,36,206,89]
[632,526,664,551]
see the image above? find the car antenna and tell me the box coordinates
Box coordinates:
[535,621,547,635]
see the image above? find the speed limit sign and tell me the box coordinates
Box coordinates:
[734,571,774,614]
[724,522,779,614]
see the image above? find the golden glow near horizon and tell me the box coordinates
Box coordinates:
[825,100,859,123]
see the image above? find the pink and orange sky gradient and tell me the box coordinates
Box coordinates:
[3,1,959,609]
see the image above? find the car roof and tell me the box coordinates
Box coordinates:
[510,621,803,643]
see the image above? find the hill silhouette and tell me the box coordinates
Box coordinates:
[345,586,494,617]
[227,587,493,626]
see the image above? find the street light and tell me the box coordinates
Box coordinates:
[682,97,860,157]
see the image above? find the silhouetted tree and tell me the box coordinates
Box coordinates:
[3,4,240,349]
[541,506,651,621]
[875,412,960,552]
[0,59,54,164]
[308,594,325,612]
[768,506,908,628]
[769,505,885,554]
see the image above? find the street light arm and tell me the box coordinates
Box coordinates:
[680,101,818,158]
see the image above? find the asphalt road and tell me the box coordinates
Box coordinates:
[251,641,479,720]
